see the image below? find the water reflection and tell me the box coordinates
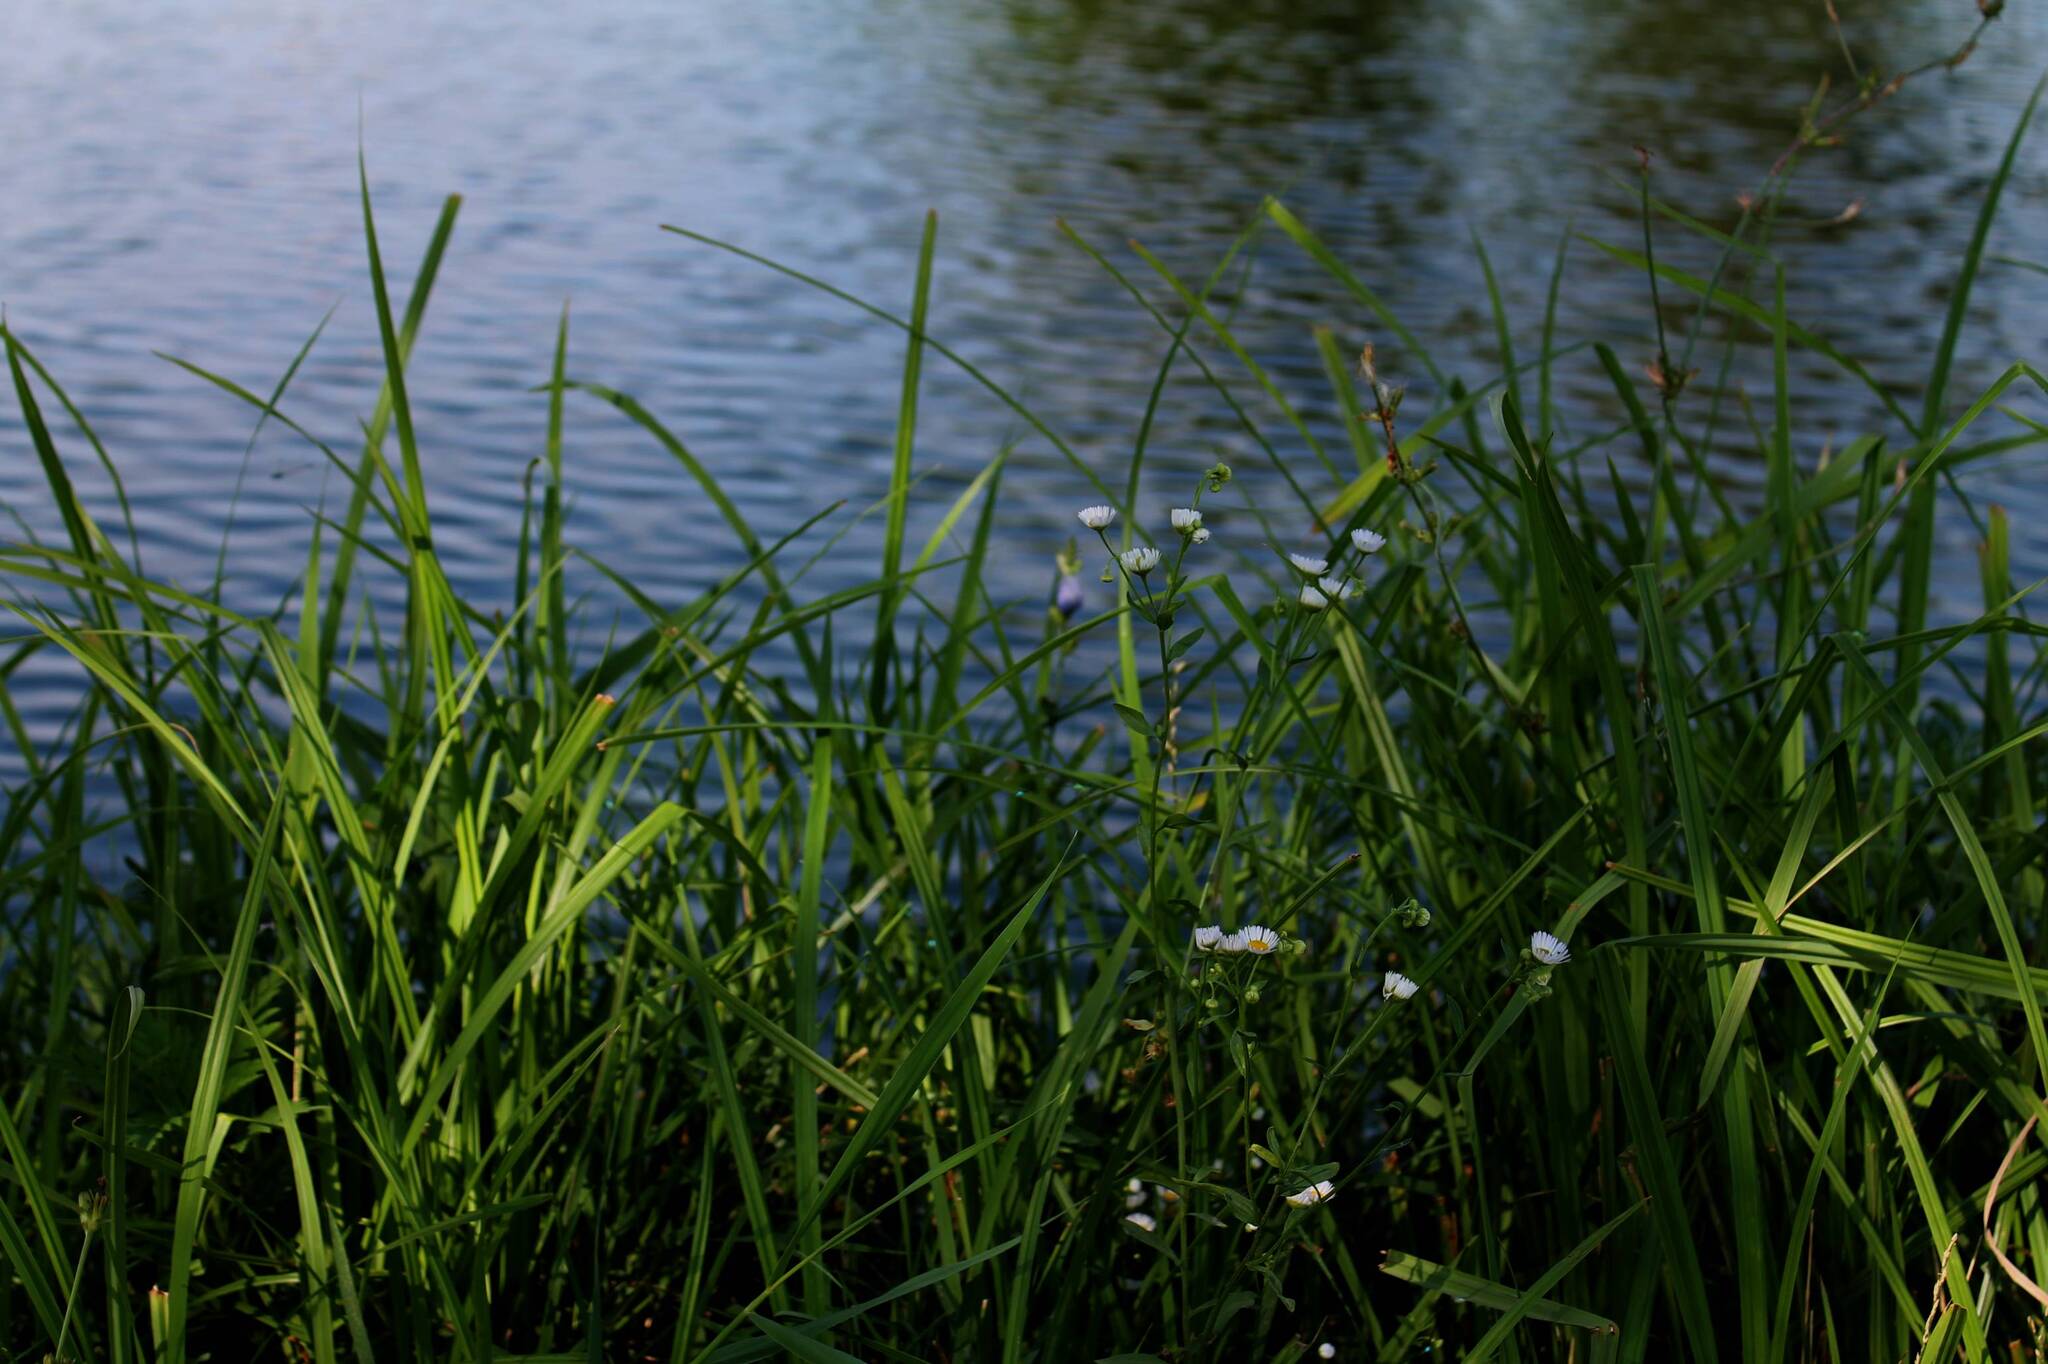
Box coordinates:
[0,0,2042,772]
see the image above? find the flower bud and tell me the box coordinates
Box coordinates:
[1052,573,1086,622]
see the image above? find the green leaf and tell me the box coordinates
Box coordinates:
[1180,1180,1260,1226]
[750,1313,868,1363]
[1464,1199,1644,1356]
[1380,1246,1620,1335]
[1113,702,1153,736]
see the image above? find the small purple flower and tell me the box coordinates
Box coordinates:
[1053,573,1085,621]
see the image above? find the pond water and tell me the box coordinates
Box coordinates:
[3,0,2045,768]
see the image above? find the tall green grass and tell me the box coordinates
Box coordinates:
[7,70,2048,1364]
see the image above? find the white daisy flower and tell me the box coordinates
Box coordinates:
[1318,576,1356,603]
[1530,930,1571,966]
[1382,971,1419,1001]
[1194,925,1226,952]
[1297,585,1329,611]
[1120,546,1161,576]
[1351,528,1386,555]
[1170,507,1203,533]
[1288,552,1329,576]
[1190,526,1211,545]
[1125,1176,1147,1209]
[1319,1345,1337,1360]
[1239,925,1281,955]
[1077,505,1116,530]
[1217,930,1249,954]
[1124,1211,1158,1233]
[1285,1179,1336,1208]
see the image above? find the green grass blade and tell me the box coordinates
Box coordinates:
[163,792,287,1361]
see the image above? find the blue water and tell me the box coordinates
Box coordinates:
[3,0,2045,777]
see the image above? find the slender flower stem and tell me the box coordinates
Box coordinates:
[1151,496,1190,1347]
[54,1224,96,1363]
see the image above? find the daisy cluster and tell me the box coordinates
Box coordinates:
[1289,525,1387,611]
[1077,505,1212,561]
[1074,496,1219,628]
[1192,923,1284,956]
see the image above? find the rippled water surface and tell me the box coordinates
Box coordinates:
[4,0,2045,764]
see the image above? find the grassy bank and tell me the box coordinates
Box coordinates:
[7,69,2048,1364]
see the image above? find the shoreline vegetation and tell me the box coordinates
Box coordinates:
[8,19,2048,1363]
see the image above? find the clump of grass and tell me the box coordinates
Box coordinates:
[6,47,2048,1364]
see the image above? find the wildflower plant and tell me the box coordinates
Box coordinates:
[1067,401,1701,1350]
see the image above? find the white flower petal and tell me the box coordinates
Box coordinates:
[1285,1179,1336,1207]
[1077,505,1116,530]
[1120,546,1161,575]
[1530,930,1571,966]
[1297,585,1329,611]
[1350,528,1386,555]
[1288,552,1329,576]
